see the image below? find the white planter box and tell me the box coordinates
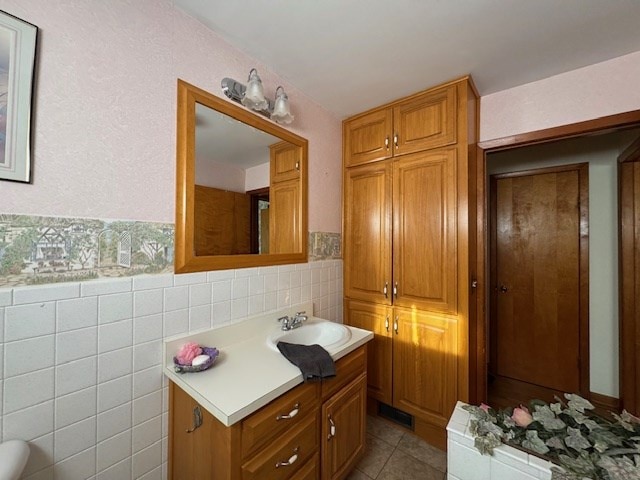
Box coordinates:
[447,401,556,480]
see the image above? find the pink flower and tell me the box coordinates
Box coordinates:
[176,342,202,366]
[511,405,533,427]
[480,403,491,413]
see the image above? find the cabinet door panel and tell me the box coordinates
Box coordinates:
[393,149,457,313]
[270,178,302,254]
[271,141,301,183]
[344,300,392,404]
[343,161,392,304]
[344,109,392,167]
[321,374,367,480]
[393,308,457,427]
[393,85,456,156]
[392,309,457,428]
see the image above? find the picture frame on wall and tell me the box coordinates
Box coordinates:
[0,10,37,183]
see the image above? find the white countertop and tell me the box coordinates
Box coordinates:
[163,302,373,427]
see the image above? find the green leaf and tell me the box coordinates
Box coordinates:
[565,427,591,451]
[564,394,595,413]
[533,405,567,430]
[522,430,550,455]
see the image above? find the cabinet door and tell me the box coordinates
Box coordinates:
[270,178,302,254]
[321,374,367,480]
[271,141,301,183]
[170,382,232,480]
[343,161,392,304]
[344,108,393,167]
[392,84,457,156]
[392,308,457,430]
[393,148,457,313]
[344,300,392,404]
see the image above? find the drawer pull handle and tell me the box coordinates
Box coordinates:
[186,406,202,433]
[275,447,299,468]
[327,415,336,440]
[276,403,300,421]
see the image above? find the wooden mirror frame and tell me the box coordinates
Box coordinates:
[175,79,308,273]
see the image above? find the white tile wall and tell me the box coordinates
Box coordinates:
[0,260,343,479]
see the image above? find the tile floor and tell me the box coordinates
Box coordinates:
[346,415,448,480]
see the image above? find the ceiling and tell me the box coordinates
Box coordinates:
[174,0,640,119]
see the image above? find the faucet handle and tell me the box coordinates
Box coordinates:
[295,311,306,316]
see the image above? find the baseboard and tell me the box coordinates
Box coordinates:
[590,392,621,415]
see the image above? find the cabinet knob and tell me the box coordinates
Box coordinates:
[276,403,300,421]
[275,447,299,468]
[393,281,398,299]
[383,282,388,298]
[385,315,389,332]
[385,136,390,150]
[394,133,399,148]
[394,316,399,335]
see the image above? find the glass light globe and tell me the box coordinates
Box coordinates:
[241,69,269,111]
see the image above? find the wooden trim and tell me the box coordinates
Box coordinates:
[174,79,309,273]
[590,392,621,415]
[478,110,640,152]
[619,141,640,415]
[618,135,640,163]
[475,108,640,406]
[342,75,476,124]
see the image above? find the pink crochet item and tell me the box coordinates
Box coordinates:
[175,342,202,366]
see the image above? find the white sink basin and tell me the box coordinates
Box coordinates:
[268,321,352,352]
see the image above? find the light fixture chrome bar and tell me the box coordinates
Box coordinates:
[221,77,274,117]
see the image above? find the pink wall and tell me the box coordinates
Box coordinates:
[0,0,343,233]
[480,50,640,141]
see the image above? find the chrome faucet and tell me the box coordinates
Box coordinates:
[278,311,308,331]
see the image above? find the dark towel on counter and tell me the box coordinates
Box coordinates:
[276,342,336,381]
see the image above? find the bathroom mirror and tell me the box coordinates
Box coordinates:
[175,79,308,273]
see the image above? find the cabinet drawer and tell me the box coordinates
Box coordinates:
[321,346,366,400]
[242,382,320,458]
[242,413,318,480]
[291,452,319,480]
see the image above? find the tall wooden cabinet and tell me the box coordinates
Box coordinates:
[343,77,478,449]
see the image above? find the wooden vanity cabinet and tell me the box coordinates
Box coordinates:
[342,77,478,449]
[168,346,368,480]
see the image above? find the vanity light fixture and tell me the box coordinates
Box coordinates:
[240,68,269,111]
[270,86,294,125]
[221,69,294,125]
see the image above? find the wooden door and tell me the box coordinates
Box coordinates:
[392,84,456,156]
[490,164,589,404]
[392,308,458,431]
[321,374,367,480]
[344,108,393,167]
[393,148,457,313]
[269,178,301,254]
[343,161,392,305]
[344,300,393,404]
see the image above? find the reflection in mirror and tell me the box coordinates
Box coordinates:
[175,80,308,273]
[194,102,283,256]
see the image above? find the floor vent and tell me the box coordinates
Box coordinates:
[378,402,414,430]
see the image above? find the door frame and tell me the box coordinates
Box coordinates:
[473,109,640,408]
[489,163,590,399]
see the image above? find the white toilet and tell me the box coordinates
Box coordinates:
[0,440,29,480]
